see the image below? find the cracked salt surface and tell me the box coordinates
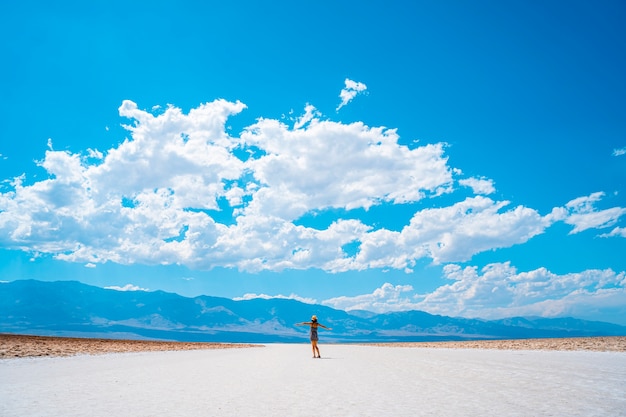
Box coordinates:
[1,344,625,417]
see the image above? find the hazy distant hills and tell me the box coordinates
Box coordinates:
[2,280,625,343]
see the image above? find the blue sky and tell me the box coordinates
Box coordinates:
[1,1,626,324]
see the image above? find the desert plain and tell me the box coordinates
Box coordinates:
[1,334,625,417]
[2,333,625,358]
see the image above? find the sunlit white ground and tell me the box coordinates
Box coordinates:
[1,344,624,417]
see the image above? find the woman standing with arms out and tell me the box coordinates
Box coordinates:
[296,315,331,358]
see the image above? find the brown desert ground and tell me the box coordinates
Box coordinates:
[0,333,258,359]
[364,336,626,352]
[2,333,625,358]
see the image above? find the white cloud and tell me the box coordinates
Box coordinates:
[613,147,626,157]
[86,148,103,160]
[322,263,626,323]
[355,196,551,266]
[105,284,149,292]
[293,104,320,130]
[240,117,453,217]
[459,177,495,195]
[336,78,367,111]
[599,226,626,238]
[0,96,624,273]
[416,263,626,322]
[233,293,317,304]
[563,192,626,234]
[323,283,415,313]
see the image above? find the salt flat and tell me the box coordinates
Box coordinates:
[1,344,624,417]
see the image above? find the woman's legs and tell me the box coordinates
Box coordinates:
[311,340,320,358]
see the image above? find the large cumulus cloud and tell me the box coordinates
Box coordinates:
[0,95,623,272]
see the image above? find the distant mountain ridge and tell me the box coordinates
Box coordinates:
[2,280,625,343]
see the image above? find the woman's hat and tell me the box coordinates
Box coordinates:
[311,315,317,321]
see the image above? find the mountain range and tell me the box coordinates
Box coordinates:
[2,280,625,343]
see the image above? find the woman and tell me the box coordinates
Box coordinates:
[296,315,331,358]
